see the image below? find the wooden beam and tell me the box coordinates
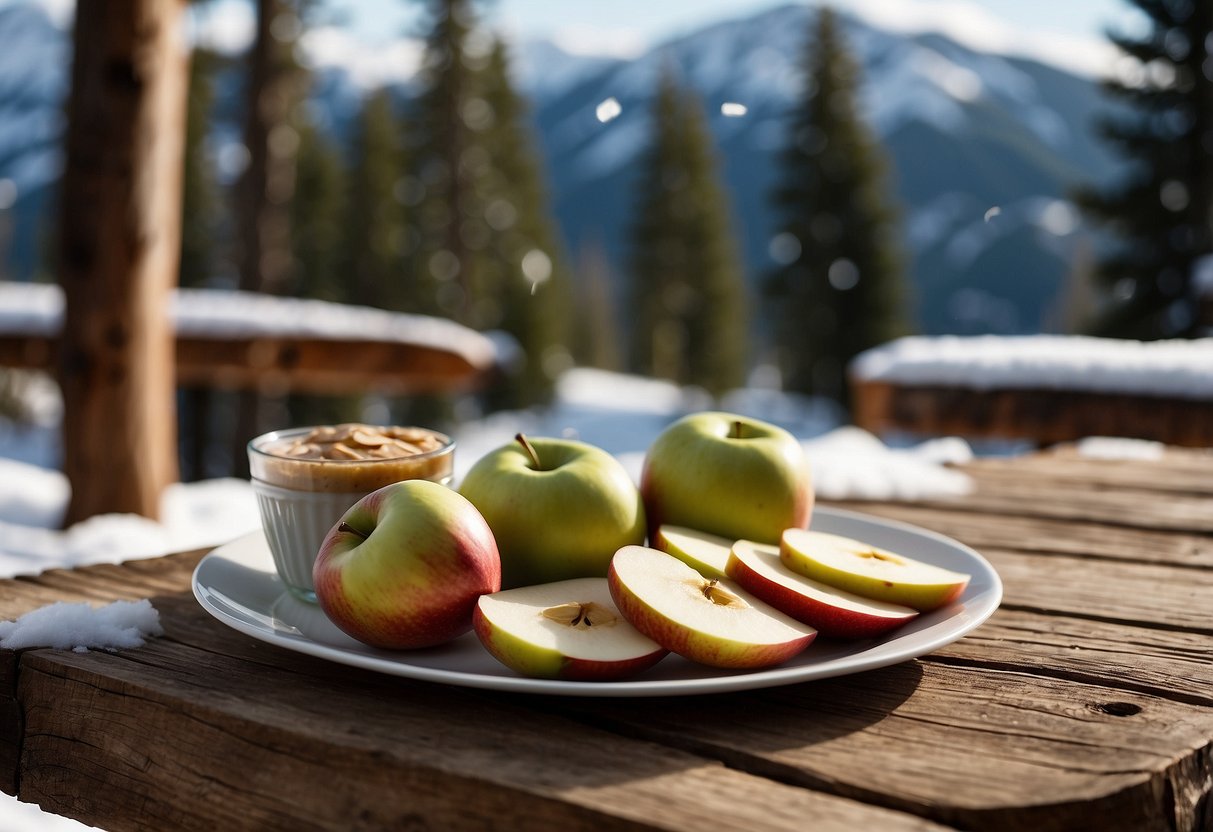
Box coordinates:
[0,332,492,396]
[851,379,1213,447]
[56,0,190,524]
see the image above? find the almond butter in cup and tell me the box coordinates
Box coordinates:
[248,424,455,602]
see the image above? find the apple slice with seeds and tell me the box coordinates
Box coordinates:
[728,540,918,639]
[608,545,815,669]
[652,524,734,579]
[781,529,970,612]
[474,577,667,681]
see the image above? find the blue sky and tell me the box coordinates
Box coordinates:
[4,0,1143,79]
[325,0,1139,52]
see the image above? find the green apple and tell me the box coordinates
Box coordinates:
[641,412,813,544]
[607,545,816,669]
[313,479,501,649]
[780,529,970,612]
[727,540,918,639]
[652,524,733,580]
[459,434,646,588]
[474,577,668,681]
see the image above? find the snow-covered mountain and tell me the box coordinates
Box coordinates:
[529,4,1124,335]
[0,1,1126,335]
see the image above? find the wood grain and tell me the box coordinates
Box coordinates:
[12,641,944,832]
[4,449,1213,831]
[56,0,189,524]
[824,502,1213,568]
[552,662,1213,832]
[931,608,1213,707]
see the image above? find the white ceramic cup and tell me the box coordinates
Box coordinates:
[247,426,455,602]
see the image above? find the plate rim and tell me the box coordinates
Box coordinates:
[191,506,1002,697]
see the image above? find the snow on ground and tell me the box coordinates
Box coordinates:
[853,335,1213,398]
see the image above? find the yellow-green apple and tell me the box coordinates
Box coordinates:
[459,434,646,588]
[640,412,812,544]
[473,578,667,681]
[607,545,816,669]
[727,540,918,639]
[652,524,733,580]
[780,529,970,612]
[313,479,500,649]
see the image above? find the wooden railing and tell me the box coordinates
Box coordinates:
[850,335,1213,448]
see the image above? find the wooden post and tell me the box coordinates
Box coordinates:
[58,1,189,524]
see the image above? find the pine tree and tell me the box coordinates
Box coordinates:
[478,37,572,408]
[1076,0,1212,339]
[178,45,222,480]
[627,66,748,397]
[180,46,220,289]
[340,88,411,310]
[406,0,482,322]
[405,1,571,410]
[766,7,908,411]
[571,238,624,372]
[292,123,346,301]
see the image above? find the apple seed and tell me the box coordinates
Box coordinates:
[858,549,905,565]
[541,601,618,629]
[702,580,746,608]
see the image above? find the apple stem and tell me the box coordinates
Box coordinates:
[515,433,544,470]
[337,521,368,541]
[729,420,744,439]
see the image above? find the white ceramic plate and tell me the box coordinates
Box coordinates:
[192,506,1001,697]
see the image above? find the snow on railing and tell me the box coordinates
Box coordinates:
[852,335,1213,399]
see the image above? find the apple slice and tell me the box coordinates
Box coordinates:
[474,578,668,681]
[652,524,734,579]
[608,545,816,669]
[781,529,970,612]
[727,540,918,639]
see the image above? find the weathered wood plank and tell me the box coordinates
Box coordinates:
[963,451,1213,496]
[0,649,17,796]
[823,501,1213,568]
[552,661,1213,832]
[857,478,1213,533]
[931,608,1213,707]
[0,552,206,621]
[12,644,946,832]
[981,547,1213,633]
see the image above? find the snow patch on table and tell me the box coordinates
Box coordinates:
[1074,436,1166,461]
[0,599,163,652]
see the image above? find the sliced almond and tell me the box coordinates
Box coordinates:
[351,429,392,447]
[327,442,365,460]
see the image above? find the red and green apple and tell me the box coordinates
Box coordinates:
[608,545,816,669]
[313,479,500,650]
[780,529,970,612]
[474,577,667,681]
[727,540,918,639]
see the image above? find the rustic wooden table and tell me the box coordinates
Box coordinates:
[3,447,1211,831]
